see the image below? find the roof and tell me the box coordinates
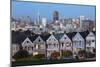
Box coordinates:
[40,34,51,41]
[12,30,95,44]
[79,31,89,39]
[67,32,77,40]
[54,33,64,40]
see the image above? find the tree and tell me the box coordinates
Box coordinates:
[51,51,60,60]
[13,49,30,60]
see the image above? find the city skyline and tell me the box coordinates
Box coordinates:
[12,1,96,21]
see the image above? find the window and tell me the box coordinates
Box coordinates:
[69,43,71,46]
[66,42,71,47]
[62,43,64,47]
[87,47,89,50]
[92,40,95,42]
[66,43,69,47]
[54,44,56,47]
[64,37,66,39]
[47,45,49,48]
[27,41,29,43]
[36,45,38,49]
[28,47,30,50]
[49,39,51,41]
[38,39,41,42]
[79,41,81,46]
[34,45,36,48]
[32,47,33,50]
[38,45,40,49]
[54,39,56,41]
[86,40,91,45]
[40,45,44,49]
[86,40,89,44]
[25,46,27,49]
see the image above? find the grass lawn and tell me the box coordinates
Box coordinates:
[12,58,96,67]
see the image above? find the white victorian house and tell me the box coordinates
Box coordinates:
[59,34,72,56]
[86,32,96,53]
[59,34,72,51]
[33,36,46,56]
[46,34,59,58]
[59,34,72,58]
[21,37,33,54]
[72,33,85,57]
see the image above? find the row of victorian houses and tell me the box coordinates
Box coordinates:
[12,31,96,59]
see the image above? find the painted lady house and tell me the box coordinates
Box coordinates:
[72,31,89,59]
[86,32,96,54]
[46,34,60,59]
[72,32,85,59]
[22,37,33,54]
[12,31,96,60]
[21,35,47,59]
[59,34,73,59]
[33,36,46,58]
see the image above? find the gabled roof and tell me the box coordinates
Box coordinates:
[22,37,33,46]
[72,31,89,41]
[46,34,58,42]
[59,34,71,42]
[40,34,51,41]
[12,35,27,45]
[67,32,77,40]
[54,33,64,40]
[33,36,45,43]
[12,30,94,44]
[86,32,95,39]
[12,34,38,45]
[79,31,89,39]
[72,32,84,41]
[28,35,38,42]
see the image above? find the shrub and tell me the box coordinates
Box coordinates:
[62,50,73,57]
[86,52,95,58]
[33,54,45,59]
[51,51,60,60]
[78,50,85,57]
[13,49,30,60]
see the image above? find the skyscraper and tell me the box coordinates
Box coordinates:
[53,11,59,22]
[42,17,47,27]
[37,10,41,25]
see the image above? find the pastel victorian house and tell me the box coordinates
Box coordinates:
[33,36,46,56]
[59,34,72,57]
[46,34,59,59]
[21,37,33,54]
[86,32,96,53]
[72,32,85,57]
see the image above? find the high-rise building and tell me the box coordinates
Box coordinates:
[37,10,41,25]
[26,16,31,23]
[79,16,86,31]
[42,17,47,27]
[53,11,59,22]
